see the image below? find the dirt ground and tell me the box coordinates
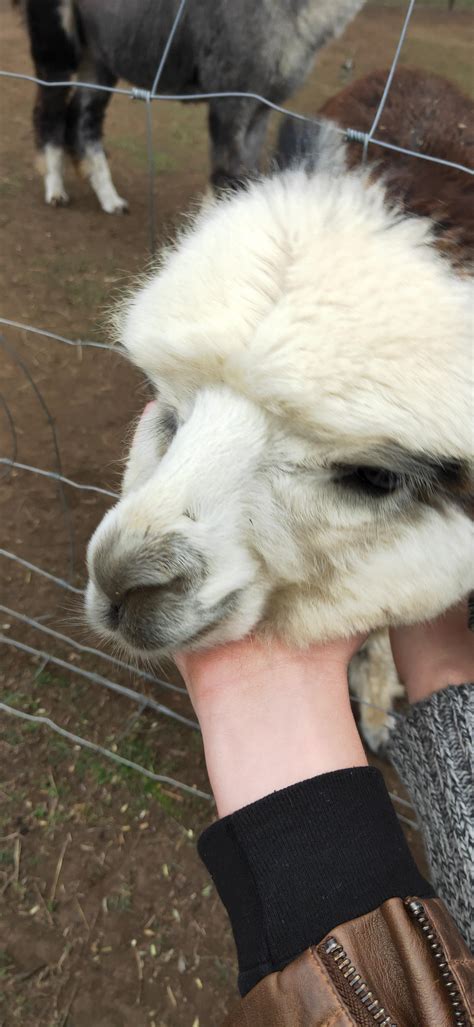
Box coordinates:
[0,2,472,1025]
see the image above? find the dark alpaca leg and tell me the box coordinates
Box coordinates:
[66,62,128,214]
[241,104,271,172]
[33,77,72,205]
[26,0,78,204]
[208,98,269,192]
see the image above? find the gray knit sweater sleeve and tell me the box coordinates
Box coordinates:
[387,683,473,950]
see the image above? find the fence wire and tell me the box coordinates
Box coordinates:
[0,634,199,730]
[0,603,187,697]
[0,701,210,800]
[0,73,472,177]
[2,0,469,817]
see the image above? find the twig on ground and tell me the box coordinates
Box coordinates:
[133,944,144,1005]
[33,881,54,926]
[75,897,90,932]
[13,835,21,884]
[49,833,72,905]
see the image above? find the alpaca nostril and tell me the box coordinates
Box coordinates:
[106,577,189,632]
[108,602,122,630]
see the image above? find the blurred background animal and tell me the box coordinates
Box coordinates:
[278,67,474,272]
[85,68,473,752]
[20,0,365,211]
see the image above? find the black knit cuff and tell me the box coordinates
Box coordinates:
[198,766,433,996]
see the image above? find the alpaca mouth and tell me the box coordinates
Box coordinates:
[180,601,243,647]
[119,596,242,654]
[86,578,244,656]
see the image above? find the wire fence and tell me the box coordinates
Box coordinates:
[1,0,472,826]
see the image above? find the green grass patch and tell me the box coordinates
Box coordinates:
[107,885,132,912]
[35,669,70,689]
[74,731,193,824]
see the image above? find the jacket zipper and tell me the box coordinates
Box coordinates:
[405,899,468,1025]
[323,937,397,1025]
[323,899,469,1026]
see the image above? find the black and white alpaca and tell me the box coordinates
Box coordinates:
[22,0,364,212]
[85,69,473,751]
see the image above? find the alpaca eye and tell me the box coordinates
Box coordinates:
[355,467,404,493]
[160,409,179,438]
[335,465,406,496]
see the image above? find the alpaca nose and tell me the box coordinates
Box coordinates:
[106,577,188,632]
[91,528,206,605]
[108,601,122,629]
[101,575,193,649]
[88,526,208,649]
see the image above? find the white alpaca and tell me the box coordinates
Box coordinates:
[86,95,473,750]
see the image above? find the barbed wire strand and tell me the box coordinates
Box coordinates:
[0,69,472,176]
[0,334,75,580]
[0,392,18,481]
[0,458,119,499]
[0,606,417,817]
[0,616,416,814]
[1,549,407,726]
[0,698,415,825]
[0,69,133,94]
[145,96,158,255]
[0,546,405,718]
[151,0,189,97]
[0,700,211,801]
[0,633,199,730]
[362,0,416,161]
[0,603,187,697]
[345,129,474,174]
[0,548,83,595]
[0,698,418,825]
[0,569,403,720]
[0,316,118,351]
[146,0,189,253]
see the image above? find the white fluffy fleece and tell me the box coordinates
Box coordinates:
[86,168,473,673]
[121,171,472,455]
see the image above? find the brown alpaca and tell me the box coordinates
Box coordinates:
[319,68,474,272]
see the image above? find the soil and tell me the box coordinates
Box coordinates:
[0,2,472,1024]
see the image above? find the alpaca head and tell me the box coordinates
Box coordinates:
[86,170,473,656]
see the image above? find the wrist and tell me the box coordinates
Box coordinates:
[405,665,472,704]
[197,664,367,817]
[390,600,474,704]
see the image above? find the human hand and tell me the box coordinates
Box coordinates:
[390,599,474,704]
[175,632,367,817]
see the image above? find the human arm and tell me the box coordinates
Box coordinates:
[176,635,473,1024]
[387,600,474,948]
[176,634,368,817]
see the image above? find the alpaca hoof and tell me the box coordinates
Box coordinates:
[103,195,129,215]
[46,188,70,207]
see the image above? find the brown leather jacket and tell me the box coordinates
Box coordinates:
[224,897,473,1026]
